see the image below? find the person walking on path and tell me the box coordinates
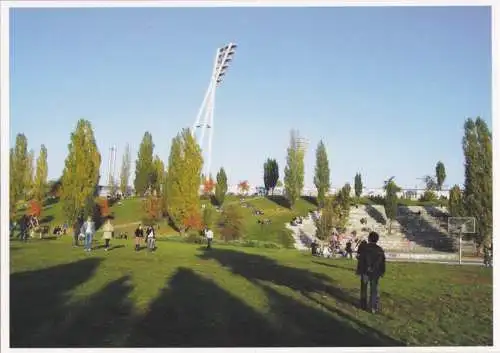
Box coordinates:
[205,227,214,250]
[356,232,386,313]
[102,218,114,251]
[82,216,96,252]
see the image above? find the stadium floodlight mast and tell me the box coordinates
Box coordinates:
[192,43,237,180]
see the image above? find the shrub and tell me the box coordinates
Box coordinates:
[186,232,204,244]
[419,190,437,202]
[218,205,245,242]
[277,229,294,248]
[367,195,385,205]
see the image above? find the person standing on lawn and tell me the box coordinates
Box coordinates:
[134,224,144,251]
[205,227,214,250]
[83,216,96,252]
[72,218,82,247]
[102,218,114,251]
[356,231,386,313]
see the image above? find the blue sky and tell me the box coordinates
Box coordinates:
[10,6,491,190]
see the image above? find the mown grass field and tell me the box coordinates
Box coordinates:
[10,236,492,347]
[15,195,316,248]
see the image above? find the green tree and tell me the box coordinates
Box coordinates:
[33,144,48,203]
[11,133,29,204]
[61,119,101,223]
[354,173,363,198]
[263,158,279,195]
[202,204,216,229]
[151,154,165,196]
[166,128,203,234]
[284,130,304,208]
[435,161,446,191]
[423,175,437,191]
[215,167,228,206]
[383,177,401,234]
[120,143,131,195]
[448,184,464,217]
[314,140,330,208]
[9,148,16,220]
[134,132,155,196]
[25,149,35,200]
[315,197,334,241]
[463,117,492,251]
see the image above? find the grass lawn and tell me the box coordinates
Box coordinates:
[16,195,315,248]
[10,237,492,347]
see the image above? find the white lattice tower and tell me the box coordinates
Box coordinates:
[192,43,237,180]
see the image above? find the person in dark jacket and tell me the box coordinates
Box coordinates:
[134,225,144,251]
[345,240,353,259]
[356,232,386,313]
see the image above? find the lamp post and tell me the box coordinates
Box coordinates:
[192,43,238,180]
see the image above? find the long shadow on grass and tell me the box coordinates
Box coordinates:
[198,248,357,304]
[196,248,403,346]
[11,258,102,347]
[128,267,402,347]
[301,196,318,207]
[266,195,290,209]
[11,258,137,347]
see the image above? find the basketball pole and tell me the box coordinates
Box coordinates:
[458,227,462,265]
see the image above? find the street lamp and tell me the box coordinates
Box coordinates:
[192,43,238,180]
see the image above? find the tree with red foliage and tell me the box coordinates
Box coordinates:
[238,180,250,196]
[143,195,162,224]
[99,198,110,218]
[28,199,42,218]
[183,211,203,232]
[203,176,216,195]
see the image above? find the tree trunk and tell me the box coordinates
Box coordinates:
[388,220,392,234]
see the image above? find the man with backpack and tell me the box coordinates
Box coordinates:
[356,231,386,313]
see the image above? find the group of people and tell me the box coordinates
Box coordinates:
[311,231,364,259]
[133,224,157,252]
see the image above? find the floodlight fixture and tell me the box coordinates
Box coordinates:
[192,42,238,180]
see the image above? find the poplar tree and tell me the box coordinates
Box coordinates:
[314,140,330,207]
[166,128,203,234]
[354,173,363,198]
[462,117,492,250]
[134,132,154,196]
[215,167,228,206]
[61,119,101,222]
[263,158,279,195]
[33,144,48,203]
[25,149,35,199]
[12,133,29,204]
[284,130,304,208]
[151,155,165,196]
[435,161,446,191]
[120,143,131,195]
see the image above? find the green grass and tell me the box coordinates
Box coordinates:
[10,237,492,347]
[16,195,313,248]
